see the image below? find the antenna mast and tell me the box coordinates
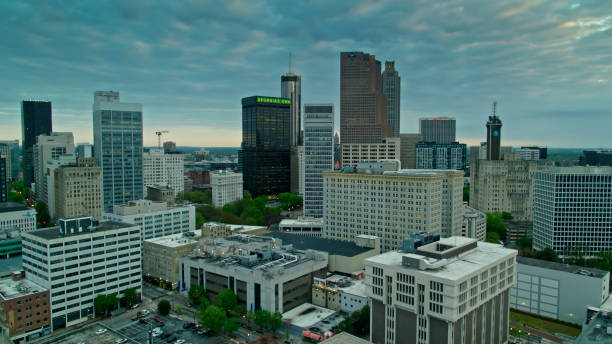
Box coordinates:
[289,52,292,73]
[492,101,497,116]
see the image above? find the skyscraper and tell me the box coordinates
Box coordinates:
[382,61,400,137]
[93,91,143,211]
[340,52,391,144]
[0,155,7,202]
[419,117,456,144]
[32,132,75,202]
[21,100,52,186]
[415,141,467,170]
[241,96,291,196]
[303,104,334,218]
[486,102,502,160]
[0,140,19,181]
[281,73,302,146]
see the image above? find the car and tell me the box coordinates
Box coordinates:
[152,330,163,337]
[154,317,163,323]
[139,318,148,324]
[174,340,185,344]
[142,309,150,316]
[96,328,107,335]
[197,329,209,335]
[131,304,139,310]
[187,303,194,307]
[114,339,127,344]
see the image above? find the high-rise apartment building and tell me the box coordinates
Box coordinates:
[382,61,400,137]
[21,217,142,329]
[341,138,400,167]
[93,91,143,211]
[365,237,516,344]
[241,96,291,196]
[142,148,184,196]
[533,166,612,257]
[303,104,334,218]
[211,170,243,207]
[22,100,52,186]
[340,52,391,145]
[0,140,19,181]
[399,133,423,169]
[0,156,6,202]
[486,104,502,160]
[470,159,554,220]
[419,117,456,144]
[33,132,75,202]
[415,141,467,171]
[45,155,77,219]
[281,74,302,146]
[323,162,464,251]
[54,158,102,221]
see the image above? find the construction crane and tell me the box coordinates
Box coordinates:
[155,130,169,148]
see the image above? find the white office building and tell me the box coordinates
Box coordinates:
[462,204,486,241]
[533,166,612,257]
[32,132,75,202]
[303,104,334,218]
[102,200,195,241]
[279,218,324,237]
[510,256,609,325]
[0,203,37,232]
[142,148,184,196]
[21,217,142,330]
[365,237,517,344]
[341,137,400,167]
[210,170,243,207]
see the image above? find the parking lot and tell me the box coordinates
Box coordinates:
[36,323,137,344]
[114,313,226,344]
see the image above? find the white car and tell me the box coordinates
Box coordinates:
[174,340,185,344]
[114,339,127,344]
[96,328,107,335]
[142,309,150,316]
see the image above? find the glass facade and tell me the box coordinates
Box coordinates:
[21,101,52,186]
[241,96,291,196]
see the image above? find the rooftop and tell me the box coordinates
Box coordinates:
[323,332,371,344]
[0,257,22,277]
[0,202,32,213]
[263,232,373,257]
[203,222,267,233]
[279,218,324,226]
[23,221,136,241]
[0,277,46,301]
[517,256,608,278]
[282,303,336,329]
[144,232,199,248]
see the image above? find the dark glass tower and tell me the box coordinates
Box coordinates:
[21,100,52,186]
[382,61,400,137]
[241,96,291,196]
[486,102,502,160]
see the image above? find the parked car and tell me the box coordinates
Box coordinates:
[142,309,150,316]
[139,318,148,324]
[131,304,139,310]
[114,339,127,344]
[96,328,107,335]
[154,317,164,323]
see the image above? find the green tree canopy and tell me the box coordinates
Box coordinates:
[122,288,138,307]
[158,299,171,316]
[106,293,119,312]
[270,312,283,334]
[486,213,507,241]
[224,316,240,334]
[254,309,271,330]
[200,306,226,333]
[486,231,501,244]
[501,211,514,220]
[188,285,205,304]
[35,201,51,228]
[515,237,533,249]
[94,294,108,316]
[278,192,303,210]
[216,289,238,313]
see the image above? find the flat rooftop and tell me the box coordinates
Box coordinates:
[144,232,199,248]
[0,277,46,300]
[263,232,373,257]
[23,221,136,241]
[323,332,371,344]
[0,202,31,213]
[0,257,22,277]
[366,238,516,281]
[283,303,336,329]
[203,222,267,233]
[517,256,608,278]
[279,218,324,226]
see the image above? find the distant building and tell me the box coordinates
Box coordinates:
[382,61,400,137]
[0,140,19,181]
[533,166,612,257]
[579,150,612,167]
[54,158,102,220]
[241,96,291,196]
[143,233,199,290]
[93,91,143,211]
[303,104,334,218]
[341,138,400,167]
[486,105,502,160]
[290,145,304,195]
[143,148,184,196]
[163,141,176,153]
[340,52,392,145]
[324,162,464,251]
[503,220,532,242]
[510,256,609,324]
[22,100,52,186]
[312,275,368,313]
[517,146,547,160]
[279,218,324,237]
[462,204,486,241]
[0,203,37,233]
[44,154,77,219]
[186,169,210,185]
[365,237,517,344]
[399,133,423,169]
[102,200,195,242]
[75,143,93,158]
[146,185,175,204]
[200,222,267,238]
[32,132,75,202]
[281,73,302,147]
[0,228,21,259]
[0,155,6,203]
[419,117,456,144]
[0,272,50,343]
[470,159,554,221]
[180,234,328,313]
[21,218,142,329]
[210,170,243,207]
[415,141,467,170]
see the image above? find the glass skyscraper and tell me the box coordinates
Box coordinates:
[21,100,52,186]
[93,91,143,211]
[303,104,334,218]
[382,61,400,137]
[241,96,291,196]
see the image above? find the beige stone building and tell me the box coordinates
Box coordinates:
[462,203,487,241]
[323,162,464,251]
[143,233,199,289]
[54,158,102,220]
[469,158,553,220]
[341,137,400,167]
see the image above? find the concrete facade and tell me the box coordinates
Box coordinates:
[462,204,486,241]
[210,170,243,207]
[341,138,400,167]
[399,133,422,170]
[419,117,456,144]
[54,158,102,221]
[0,203,37,233]
[142,233,198,289]
[32,132,75,202]
[279,218,324,237]
[142,148,184,196]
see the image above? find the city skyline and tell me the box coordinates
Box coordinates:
[0,1,611,147]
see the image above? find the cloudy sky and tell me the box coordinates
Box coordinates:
[1,0,610,147]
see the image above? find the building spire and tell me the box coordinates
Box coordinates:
[493,101,497,117]
[289,51,292,73]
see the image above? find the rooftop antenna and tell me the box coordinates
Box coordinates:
[289,52,292,73]
[492,101,497,117]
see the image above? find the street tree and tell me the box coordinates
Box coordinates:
[200,306,226,333]
[158,299,171,316]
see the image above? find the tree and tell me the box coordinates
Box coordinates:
[224,316,240,334]
[278,192,303,210]
[486,213,507,241]
[35,201,51,228]
[501,211,514,220]
[270,312,283,334]
[515,237,533,249]
[122,288,138,308]
[106,293,119,313]
[263,207,281,226]
[243,190,252,199]
[94,294,108,316]
[222,203,237,215]
[176,305,182,313]
[195,212,204,229]
[354,305,370,335]
[254,309,271,331]
[463,186,469,202]
[486,231,500,244]
[188,285,205,305]
[158,299,171,316]
[336,316,354,334]
[216,289,238,313]
[200,306,226,333]
[536,248,560,262]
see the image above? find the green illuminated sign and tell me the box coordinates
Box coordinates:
[256,97,291,105]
